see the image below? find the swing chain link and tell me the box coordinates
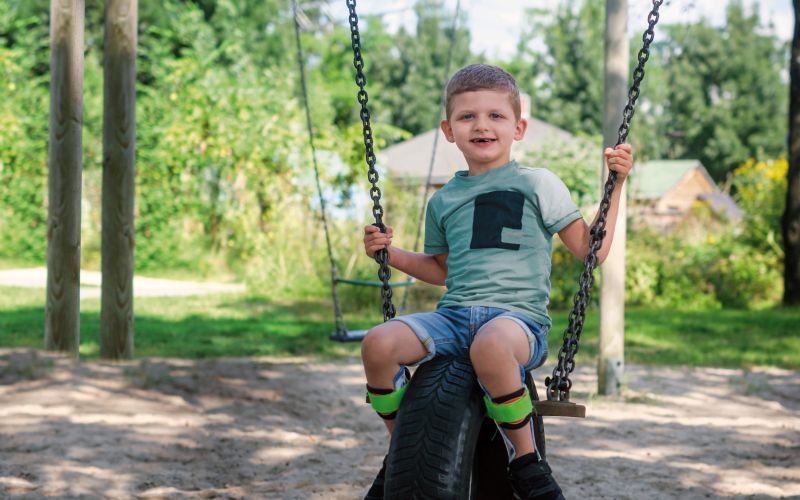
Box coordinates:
[347,0,396,322]
[546,0,663,402]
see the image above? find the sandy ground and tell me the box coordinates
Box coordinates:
[0,268,245,299]
[0,348,798,500]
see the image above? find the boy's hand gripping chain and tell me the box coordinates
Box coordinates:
[546,0,663,402]
[346,0,396,322]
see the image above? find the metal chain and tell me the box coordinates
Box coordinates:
[291,0,347,336]
[546,0,663,402]
[346,0,396,322]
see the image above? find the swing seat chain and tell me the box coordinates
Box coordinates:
[347,0,396,322]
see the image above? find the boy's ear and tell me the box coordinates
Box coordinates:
[514,118,528,141]
[440,120,455,143]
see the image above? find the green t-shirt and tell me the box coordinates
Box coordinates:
[424,160,582,326]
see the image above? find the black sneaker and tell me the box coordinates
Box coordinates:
[508,453,565,500]
[364,455,387,500]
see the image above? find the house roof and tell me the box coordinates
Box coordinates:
[698,192,744,221]
[377,117,581,185]
[630,159,710,200]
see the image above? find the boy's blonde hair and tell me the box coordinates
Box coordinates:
[445,64,521,120]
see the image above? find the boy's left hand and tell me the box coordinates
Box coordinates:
[604,144,633,183]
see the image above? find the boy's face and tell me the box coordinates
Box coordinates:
[441,90,527,172]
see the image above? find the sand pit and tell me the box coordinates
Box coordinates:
[0,348,798,499]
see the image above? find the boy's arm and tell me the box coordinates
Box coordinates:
[558,144,633,265]
[388,248,448,286]
[364,224,447,286]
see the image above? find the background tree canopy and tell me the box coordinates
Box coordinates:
[0,0,790,307]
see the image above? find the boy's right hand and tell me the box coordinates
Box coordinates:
[363,224,393,259]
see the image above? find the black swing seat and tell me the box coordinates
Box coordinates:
[334,277,416,288]
[330,329,368,342]
[328,278,415,342]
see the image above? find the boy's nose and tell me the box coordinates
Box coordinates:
[472,118,489,131]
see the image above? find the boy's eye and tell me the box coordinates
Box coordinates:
[490,112,503,119]
[460,113,474,120]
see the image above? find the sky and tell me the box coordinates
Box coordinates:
[348,0,793,61]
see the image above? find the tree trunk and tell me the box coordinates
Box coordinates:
[786,1,800,306]
[45,0,85,357]
[100,0,137,359]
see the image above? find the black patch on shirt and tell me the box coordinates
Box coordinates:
[470,191,524,250]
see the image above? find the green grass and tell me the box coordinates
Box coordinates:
[1,286,798,368]
[0,258,43,270]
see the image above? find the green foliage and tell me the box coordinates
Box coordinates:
[511,2,605,136]
[134,3,306,271]
[363,0,475,137]
[510,0,788,180]
[0,0,790,316]
[622,156,786,310]
[656,3,788,180]
[730,158,787,257]
[0,8,50,262]
[707,242,782,309]
[625,224,783,310]
[549,239,594,310]
[523,135,601,207]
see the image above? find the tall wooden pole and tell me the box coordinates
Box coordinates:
[599,0,628,396]
[45,0,85,357]
[100,0,137,359]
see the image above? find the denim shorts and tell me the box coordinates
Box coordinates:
[391,306,549,373]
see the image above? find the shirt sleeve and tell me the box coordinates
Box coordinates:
[534,170,583,235]
[423,196,448,254]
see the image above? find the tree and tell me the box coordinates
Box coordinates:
[786,1,800,305]
[659,2,787,180]
[373,0,473,137]
[511,1,605,136]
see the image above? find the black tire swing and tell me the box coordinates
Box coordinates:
[343,0,663,497]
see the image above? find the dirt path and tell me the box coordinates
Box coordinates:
[0,349,797,499]
[0,268,244,298]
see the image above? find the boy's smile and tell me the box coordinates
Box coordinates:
[441,90,527,175]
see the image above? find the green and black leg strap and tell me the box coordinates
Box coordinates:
[484,387,534,429]
[367,384,408,420]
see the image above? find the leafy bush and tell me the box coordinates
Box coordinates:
[0,12,50,262]
[625,223,783,311]
[706,238,783,309]
[730,158,787,259]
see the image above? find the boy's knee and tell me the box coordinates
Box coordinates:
[470,328,509,361]
[361,324,397,363]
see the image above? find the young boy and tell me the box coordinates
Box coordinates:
[361,64,633,500]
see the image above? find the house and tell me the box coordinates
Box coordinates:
[629,159,742,230]
[378,94,584,187]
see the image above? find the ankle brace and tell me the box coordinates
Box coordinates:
[366,367,410,420]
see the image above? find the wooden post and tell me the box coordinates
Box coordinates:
[100,0,137,359]
[599,0,628,396]
[45,0,85,357]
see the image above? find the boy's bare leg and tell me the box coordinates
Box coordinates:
[362,321,427,433]
[470,319,536,457]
